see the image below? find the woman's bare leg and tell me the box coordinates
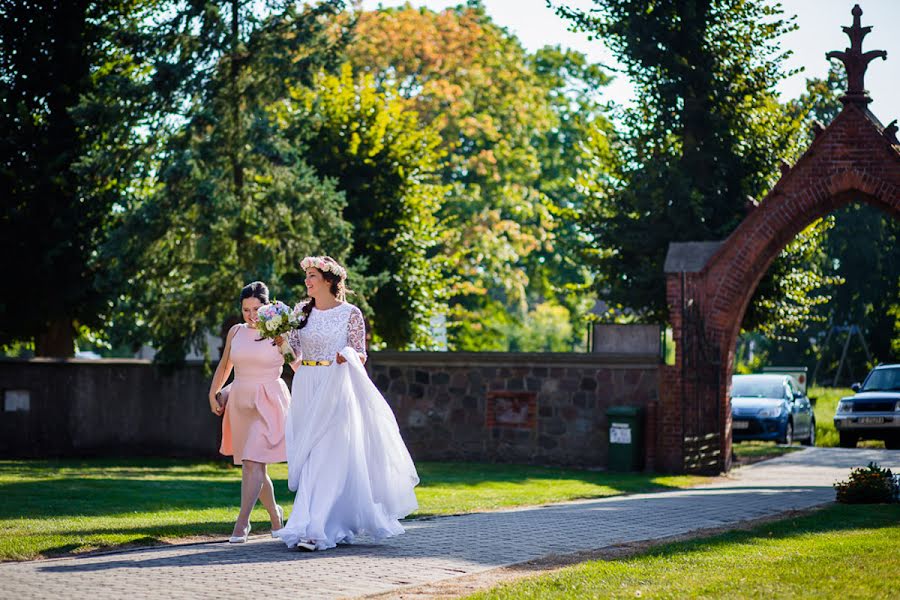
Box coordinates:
[232,460,265,537]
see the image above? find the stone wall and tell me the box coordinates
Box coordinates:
[368,352,659,466]
[0,358,222,458]
[1,352,660,468]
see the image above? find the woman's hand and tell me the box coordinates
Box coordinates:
[335,352,347,364]
[273,335,284,347]
[209,394,223,416]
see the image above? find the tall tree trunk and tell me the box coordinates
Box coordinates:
[35,318,75,357]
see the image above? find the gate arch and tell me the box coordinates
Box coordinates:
[659,5,900,472]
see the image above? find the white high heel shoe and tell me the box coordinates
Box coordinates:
[271,505,284,539]
[228,522,251,544]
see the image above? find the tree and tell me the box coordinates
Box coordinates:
[100,0,354,363]
[530,45,618,346]
[349,2,616,349]
[273,63,449,349]
[0,0,154,356]
[555,0,831,334]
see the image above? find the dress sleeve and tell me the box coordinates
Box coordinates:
[287,328,302,359]
[348,306,367,357]
[287,301,308,358]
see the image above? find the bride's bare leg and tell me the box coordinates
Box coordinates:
[232,460,265,537]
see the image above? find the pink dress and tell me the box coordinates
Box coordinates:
[220,324,290,465]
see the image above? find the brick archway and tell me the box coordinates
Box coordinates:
[656,7,900,473]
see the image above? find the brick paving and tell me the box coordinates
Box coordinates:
[1,447,897,600]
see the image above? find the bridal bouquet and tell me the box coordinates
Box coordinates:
[256,301,300,362]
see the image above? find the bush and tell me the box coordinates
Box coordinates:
[834,462,900,504]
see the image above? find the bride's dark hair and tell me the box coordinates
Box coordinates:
[295,257,351,331]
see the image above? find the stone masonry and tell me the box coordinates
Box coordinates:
[1,351,660,468]
[369,352,659,466]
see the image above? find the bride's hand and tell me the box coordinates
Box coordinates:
[273,335,284,347]
[335,352,347,364]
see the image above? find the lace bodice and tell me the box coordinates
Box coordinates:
[286,302,367,362]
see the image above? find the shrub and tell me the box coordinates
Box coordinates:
[834,462,900,504]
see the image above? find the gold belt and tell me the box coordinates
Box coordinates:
[301,360,332,366]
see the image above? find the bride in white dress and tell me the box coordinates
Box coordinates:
[274,256,419,551]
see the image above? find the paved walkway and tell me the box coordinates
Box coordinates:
[2,448,898,600]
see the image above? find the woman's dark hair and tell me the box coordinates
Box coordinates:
[240,281,269,305]
[295,258,349,331]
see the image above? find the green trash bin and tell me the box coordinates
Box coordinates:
[607,406,644,471]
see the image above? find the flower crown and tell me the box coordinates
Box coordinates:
[301,256,347,280]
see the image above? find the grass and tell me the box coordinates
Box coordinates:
[809,385,849,447]
[809,385,886,448]
[731,440,803,461]
[468,502,900,599]
[0,459,708,561]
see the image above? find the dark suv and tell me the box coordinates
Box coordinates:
[833,363,900,449]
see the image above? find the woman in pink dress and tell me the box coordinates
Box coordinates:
[208,281,291,543]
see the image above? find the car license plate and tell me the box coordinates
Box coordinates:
[858,417,885,424]
[732,420,750,429]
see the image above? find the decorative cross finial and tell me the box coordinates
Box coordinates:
[826,4,887,104]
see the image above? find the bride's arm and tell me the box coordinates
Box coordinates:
[338,306,367,365]
[283,301,307,371]
[275,333,303,372]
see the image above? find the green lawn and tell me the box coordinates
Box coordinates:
[809,385,849,447]
[809,385,886,448]
[731,440,803,461]
[468,503,900,599]
[0,459,708,561]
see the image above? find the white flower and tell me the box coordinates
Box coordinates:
[300,255,347,280]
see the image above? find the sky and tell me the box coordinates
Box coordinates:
[360,0,900,121]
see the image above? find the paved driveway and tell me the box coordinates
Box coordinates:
[2,447,898,600]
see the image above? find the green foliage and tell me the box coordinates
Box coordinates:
[834,462,899,504]
[819,205,900,361]
[99,1,353,363]
[349,3,616,349]
[744,217,843,339]
[786,63,845,145]
[506,302,575,352]
[529,45,617,347]
[276,64,449,349]
[0,0,157,356]
[556,0,835,335]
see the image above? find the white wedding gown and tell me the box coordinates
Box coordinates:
[274,302,419,550]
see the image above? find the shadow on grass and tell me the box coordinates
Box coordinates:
[0,478,264,519]
[0,458,239,477]
[1,460,699,520]
[415,462,698,491]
